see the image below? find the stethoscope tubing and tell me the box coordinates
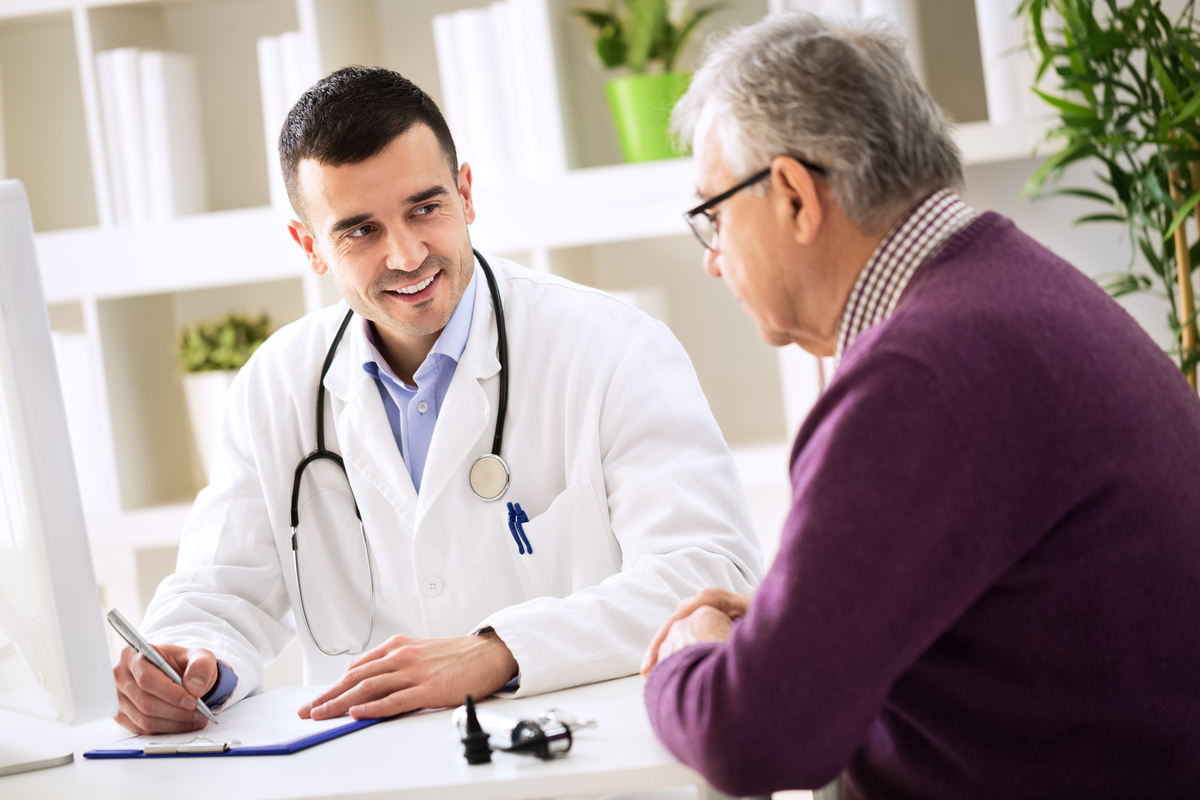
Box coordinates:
[289,249,508,655]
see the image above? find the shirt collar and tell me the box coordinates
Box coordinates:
[359,262,480,386]
[833,189,977,368]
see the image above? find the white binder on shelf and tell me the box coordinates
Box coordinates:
[51,331,119,518]
[140,50,208,221]
[110,47,151,225]
[95,50,131,225]
[256,32,317,215]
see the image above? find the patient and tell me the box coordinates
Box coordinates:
[641,12,1200,800]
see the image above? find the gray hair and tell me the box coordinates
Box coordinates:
[674,12,963,233]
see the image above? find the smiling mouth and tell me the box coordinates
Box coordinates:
[399,275,434,294]
[386,273,438,297]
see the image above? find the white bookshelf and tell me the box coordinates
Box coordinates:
[1,0,1048,613]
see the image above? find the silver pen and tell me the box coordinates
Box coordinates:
[106,608,218,725]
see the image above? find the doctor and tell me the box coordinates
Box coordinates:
[112,66,762,734]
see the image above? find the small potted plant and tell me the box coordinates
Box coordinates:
[576,0,723,162]
[175,312,271,479]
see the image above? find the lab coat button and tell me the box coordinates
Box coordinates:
[422,576,443,596]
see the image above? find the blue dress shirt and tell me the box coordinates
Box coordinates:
[360,267,478,492]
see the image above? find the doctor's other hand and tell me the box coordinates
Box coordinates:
[113,643,217,734]
[640,588,752,675]
[299,630,519,721]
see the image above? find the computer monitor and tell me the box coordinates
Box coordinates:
[0,179,117,776]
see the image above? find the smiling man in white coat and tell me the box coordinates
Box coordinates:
[110,67,763,734]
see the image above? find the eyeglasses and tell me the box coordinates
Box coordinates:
[683,159,827,251]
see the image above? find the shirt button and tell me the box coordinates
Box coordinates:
[417,401,428,413]
[422,576,443,597]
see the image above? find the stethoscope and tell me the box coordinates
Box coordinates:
[289,249,510,656]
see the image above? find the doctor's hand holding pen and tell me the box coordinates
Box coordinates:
[112,642,219,734]
[298,629,519,721]
[640,588,754,675]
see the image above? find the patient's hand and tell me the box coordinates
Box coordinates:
[113,643,216,734]
[641,588,752,675]
[299,630,518,721]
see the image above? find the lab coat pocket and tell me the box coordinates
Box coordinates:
[506,479,619,601]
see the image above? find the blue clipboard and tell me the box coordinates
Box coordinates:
[83,687,404,759]
[83,717,392,759]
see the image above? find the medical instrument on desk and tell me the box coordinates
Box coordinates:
[290,250,511,656]
[105,608,218,725]
[452,703,596,760]
[460,695,493,764]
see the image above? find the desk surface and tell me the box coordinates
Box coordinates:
[0,675,703,800]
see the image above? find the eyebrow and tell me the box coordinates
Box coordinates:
[406,185,449,205]
[328,185,452,236]
[330,213,372,236]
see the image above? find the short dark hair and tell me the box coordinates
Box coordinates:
[279,67,459,223]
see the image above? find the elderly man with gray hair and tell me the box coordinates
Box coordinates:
[639,11,1200,800]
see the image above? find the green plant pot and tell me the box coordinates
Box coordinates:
[605,72,692,163]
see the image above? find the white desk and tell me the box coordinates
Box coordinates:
[0,675,715,800]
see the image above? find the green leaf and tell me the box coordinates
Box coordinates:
[1033,87,1097,117]
[1021,139,1098,198]
[575,8,617,29]
[1165,190,1200,238]
[1052,187,1117,204]
[1171,91,1200,125]
[624,0,666,72]
[663,3,723,72]
[1149,51,1182,105]
[1097,270,1155,298]
[1074,212,1127,225]
[596,27,627,67]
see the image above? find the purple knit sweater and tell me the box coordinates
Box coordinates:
[644,213,1200,799]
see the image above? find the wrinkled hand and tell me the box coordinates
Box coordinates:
[298,631,519,721]
[641,588,752,675]
[113,644,216,734]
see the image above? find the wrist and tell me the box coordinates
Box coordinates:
[478,629,519,686]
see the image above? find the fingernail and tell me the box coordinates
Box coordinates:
[188,677,205,692]
[180,696,196,709]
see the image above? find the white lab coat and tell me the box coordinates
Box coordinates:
[143,256,763,708]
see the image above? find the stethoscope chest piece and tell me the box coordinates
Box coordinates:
[470,454,510,501]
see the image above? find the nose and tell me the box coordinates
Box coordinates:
[703,246,721,278]
[383,228,429,272]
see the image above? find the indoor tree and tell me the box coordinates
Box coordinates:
[1021,0,1200,389]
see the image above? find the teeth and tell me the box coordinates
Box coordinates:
[397,275,435,295]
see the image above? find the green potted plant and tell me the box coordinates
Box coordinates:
[576,0,723,162]
[175,312,271,478]
[1020,0,1200,391]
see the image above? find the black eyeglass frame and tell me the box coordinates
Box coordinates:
[683,158,827,251]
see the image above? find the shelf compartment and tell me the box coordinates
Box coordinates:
[97,277,308,511]
[0,11,98,231]
[87,0,301,217]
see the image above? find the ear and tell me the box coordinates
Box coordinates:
[456,162,476,226]
[770,156,823,246]
[288,219,330,276]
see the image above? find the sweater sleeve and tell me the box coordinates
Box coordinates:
[644,350,1015,796]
